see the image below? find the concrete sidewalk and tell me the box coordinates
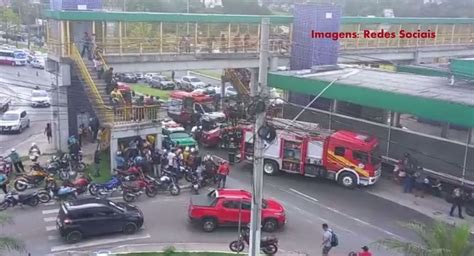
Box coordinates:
[49,242,309,255]
[367,177,474,231]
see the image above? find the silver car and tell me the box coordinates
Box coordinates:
[0,110,30,134]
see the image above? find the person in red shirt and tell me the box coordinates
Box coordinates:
[358,246,372,256]
[217,160,230,189]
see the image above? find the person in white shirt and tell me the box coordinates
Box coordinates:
[321,223,332,256]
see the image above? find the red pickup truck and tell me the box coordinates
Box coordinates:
[188,189,286,232]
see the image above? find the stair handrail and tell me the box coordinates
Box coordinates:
[225,69,250,98]
[70,44,113,123]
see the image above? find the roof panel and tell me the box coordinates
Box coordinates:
[268,68,474,127]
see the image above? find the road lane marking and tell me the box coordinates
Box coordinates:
[43,217,56,222]
[48,235,58,241]
[289,188,319,202]
[42,209,59,215]
[273,184,403,239]
[50,233,151,252]
[46,225,57,231]
[43,202,56,206]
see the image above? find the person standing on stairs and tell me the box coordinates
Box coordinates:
[81,32,92,60]
[104,67,114,94]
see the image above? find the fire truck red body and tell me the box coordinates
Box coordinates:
[240,119,381,188]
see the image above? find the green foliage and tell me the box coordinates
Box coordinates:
[0,213,26,255]
[222,0,271,15]
[377,221,474,256]
[163,246,176,256]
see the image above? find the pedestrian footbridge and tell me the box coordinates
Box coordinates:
[45,11,474,72]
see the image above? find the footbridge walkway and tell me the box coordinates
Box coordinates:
[45,11,474,72]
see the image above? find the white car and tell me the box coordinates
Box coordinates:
[31,89,50,107]
[31,57,45,69]
[144,73,161,83]
[0,109,30,134]
[176,76,207,91]
[212,85,238,98]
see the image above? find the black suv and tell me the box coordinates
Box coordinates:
[56,198,144,243]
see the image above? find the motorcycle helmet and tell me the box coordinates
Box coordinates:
[190,148,195,153]
[184,146,190,152]
[160,176,170,182]
[116,151,122,156]
[31,142,37,147]
[11,148,15,152]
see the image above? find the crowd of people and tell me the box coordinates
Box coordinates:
[394,152,467,219]
[114,136,231,189]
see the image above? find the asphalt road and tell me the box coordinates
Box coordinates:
[0,150,433,256]
[0,65,53,156]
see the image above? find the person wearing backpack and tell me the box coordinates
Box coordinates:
[321,223,338,256]
[450,186,464,219]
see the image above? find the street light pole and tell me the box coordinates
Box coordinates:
[248,17,270,256]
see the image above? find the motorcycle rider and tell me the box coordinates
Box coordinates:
[29,142,41,158]
[203,155,216,180]
[183,147,191,163]
[115,151,126,170]
[7,149,25,173]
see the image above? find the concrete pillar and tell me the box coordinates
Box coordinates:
[51,62,71,152]
[220,78,225,110]
[110,133,118,171]
[52,86,69,152]
[441,122,450,138]
[393,112,401,127]
[269,56,279,71]
[249,68,258,96]
[413,50,422,64]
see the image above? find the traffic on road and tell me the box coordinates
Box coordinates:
[1,4,473,255]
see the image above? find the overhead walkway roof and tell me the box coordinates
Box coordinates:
[268,67,474,127]
[44,10,474,24]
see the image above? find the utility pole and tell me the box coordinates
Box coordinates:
[249,17,270,256]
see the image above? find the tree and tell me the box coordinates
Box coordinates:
[377,221,474,256]
[0,7,20,43]
[222,0,271,15]
[0,213,26,255]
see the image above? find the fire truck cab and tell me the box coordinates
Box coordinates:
[240,119,381,188]
[167,90,225,124]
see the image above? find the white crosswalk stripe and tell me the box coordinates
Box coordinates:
[48,235,58,241]
[43,217,57,222]
[42,209,59,215]
[45,225,57,231]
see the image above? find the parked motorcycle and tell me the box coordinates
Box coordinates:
[115,166,142,181]
[38,178,77,203]
[122,178,158,203]
[0,191,40,211]
[0,156,12,176]
[47,155,77,181]
[145,173,180,196]
[62,174,92,195]
[13,169,49,191]
[229,227,278,255]
[88,176,122,197]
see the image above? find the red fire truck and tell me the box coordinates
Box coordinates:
[167,90,225,124]
[240,119,381,188]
